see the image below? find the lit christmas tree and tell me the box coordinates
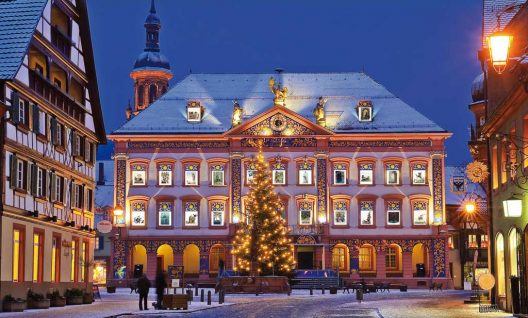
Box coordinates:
[232,144,295,276]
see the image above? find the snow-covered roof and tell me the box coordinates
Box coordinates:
[444,165,487,206]
[113,72,446,135]
[95,160,114,208]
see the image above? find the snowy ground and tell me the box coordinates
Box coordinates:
[0,288,514,318]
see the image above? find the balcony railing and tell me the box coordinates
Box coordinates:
[28,69,85,124]
[51,25,72,58]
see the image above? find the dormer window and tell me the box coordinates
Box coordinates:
[357,100,373,122]
[187,101,204,123]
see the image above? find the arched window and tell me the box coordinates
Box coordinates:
[496,233,506,296]
[412,243,429,277]
[359,244,375,271]
[331,244,348,271]
[386,244,402,271]
[209,244,226,273]
[509,228,519,277]
[183,244,200,275]
[137,85,144,107]
[149,84,157,104]
[157,244,174,272]
[132,244,147,277]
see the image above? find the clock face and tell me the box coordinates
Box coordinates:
[270,114,287,132]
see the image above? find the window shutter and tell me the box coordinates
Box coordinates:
[32,104,40,133]
[50,173,57,202]
[92,144,96,163]
[69,181,75,208]
[10,92,20,124]
[9,154,18,189]
[71,131,77,156]
[42,169,47,197]
[84,140,90,162]
[50,117,58,145]
[80,185,85,210]
[30,164,38,195]
[98,236,104,250]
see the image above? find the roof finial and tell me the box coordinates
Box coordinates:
[150,0,156,14]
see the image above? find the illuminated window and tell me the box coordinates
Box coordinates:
[468,234,478,249]
[210,164,225,186]
[333,200,347,226]
[13,229,23,282]
[131,201,147,227]
[51,236,60,282]
[71,239,77,281]
[359,245,374,271]
[412,201,428,226]
[386,201,401,226]
[186,101,203,122]
[357,100,373,122]
[298,201,313,225]
[32,232,43,282]
[358,162,374,185]
[385,162,401,185]
[184,201,199,227]
[209,244,226,273]
[158,202,172,227]
[298,161,313,185]
[333,163,347,185]
[411,163,427,185]
[81,241,87,282]
[131,164,147,186]
[481,234,489,248]
[184,163,199,186]
[492,145,498,189]
[210,201,225,226]
[332,245,347,271]
[448,236,454,249]
[271,162,287,185]
[157,163,173,186]
[386,245,401,270]
[359,201,374,226]
[245,162,256,185]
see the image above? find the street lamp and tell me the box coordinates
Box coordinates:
[113,205,125,227]
[465,202,476,214]
[487,32,513,74]
[503,196,523,217]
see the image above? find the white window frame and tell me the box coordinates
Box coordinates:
[272,169,286,185]
[184,170,198,186]
[246,169,255,184]
[298,169,312,185]
[187,107,202,122]
[359,168,373,185]
[299,205,313,225]
[184,204,199,226]
[131,202,146,227]
[360,204,374,226]
[412,168,427,185]
[386,169,400,185]
[16,161,24,189]
[211,204,225,227]
[334,205,347,225]
[158,203,172,227]
[333,169,347,185]
[387,205,401,225]
[37,167,44,197]
[413,206,428,226]
[211,170,225,186]
[18,100,26,125]
[56,124,63,146]
[131,169,146,186]
[158,169,172,186]
[38,111,46,136]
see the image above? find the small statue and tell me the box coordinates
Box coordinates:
[269,77,288,106]
[231,99,243,127]
[313,96,327,127]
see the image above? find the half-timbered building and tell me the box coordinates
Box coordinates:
[0,0,106,299]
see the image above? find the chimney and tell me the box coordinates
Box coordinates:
[97,162,105,185]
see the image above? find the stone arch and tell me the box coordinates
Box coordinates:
[358,243,376,272]
[209,244,226,274]
[331,243,349,272]
[386,244,402,272]
[132,244,147,277]
[496,232,506,296]
[157,244,174,272]
[183,244,200,275]
[412,243,429,277]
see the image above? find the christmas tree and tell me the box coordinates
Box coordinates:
[232,145,295,276]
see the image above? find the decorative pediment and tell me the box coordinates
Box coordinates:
[225,106,334,137]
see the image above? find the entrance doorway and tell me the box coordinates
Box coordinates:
[297,246,315,269]
[156,256,163,273]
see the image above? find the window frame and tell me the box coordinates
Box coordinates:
[410,197,429,228]
[385,199,402,227]
[182,196,200,228]
[156,160,175,187]
[12,224,25,283]
[182,159,201,187]
[410,160,428,186]
[296,158,315,186]
[330,159,349,186]
[208,159,228,187]
[330,195,350,228]
[385,245,401,271]
[130,199,148,229]
[359,245,375,272]
[155,196,175,229]
[51,233,61,283]
[357,159,375,186]
[384,161,402,186]
[208,196,228,228]
[270,159,288,186]
[130,160,149,187]
[296,195,316,226]
[244,160,257,186]
[32,228,44,283]
[331,244,348,272]
[357,196,377,228]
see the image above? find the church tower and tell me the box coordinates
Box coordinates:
[128,0,172,118]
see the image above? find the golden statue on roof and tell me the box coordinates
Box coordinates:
[313,96,327,127]
[269,77,288,107]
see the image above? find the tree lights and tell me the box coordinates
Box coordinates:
[231,144,295,276]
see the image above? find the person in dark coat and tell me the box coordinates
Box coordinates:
[137,274,151,311]
[155,270,168,309]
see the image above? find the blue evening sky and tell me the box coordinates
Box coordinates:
[88,0,482,164]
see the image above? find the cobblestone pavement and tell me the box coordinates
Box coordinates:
[0,289,515,318]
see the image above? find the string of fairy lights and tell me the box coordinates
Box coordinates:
[231,143,296,275]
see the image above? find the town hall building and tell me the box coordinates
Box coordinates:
[108,1,452,288]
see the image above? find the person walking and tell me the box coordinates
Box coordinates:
[155,270,167,309]
[137,274,151,311]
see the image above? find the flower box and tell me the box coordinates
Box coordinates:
[106,286,116,293]
[66,296,83,305]
[3,300,26,312]
[82,293,93,304]
[27,298,50,309]
[50,297,66,307]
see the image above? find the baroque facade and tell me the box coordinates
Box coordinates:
[108,2,451,288]
[0,0,106,300]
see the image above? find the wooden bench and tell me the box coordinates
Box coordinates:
[162,294,188,310]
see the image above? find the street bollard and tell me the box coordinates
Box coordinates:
[310,286,313,295]
[195,286,198,296]
[356,289,363,303]
[207,291,211,305]
[219,290,224,304]
[186,290,193,303]
[201,289,204,302]
[322,287,325,294]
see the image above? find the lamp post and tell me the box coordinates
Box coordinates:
[487,32,513,74]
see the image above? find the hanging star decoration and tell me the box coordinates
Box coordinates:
[466,161,489,183]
